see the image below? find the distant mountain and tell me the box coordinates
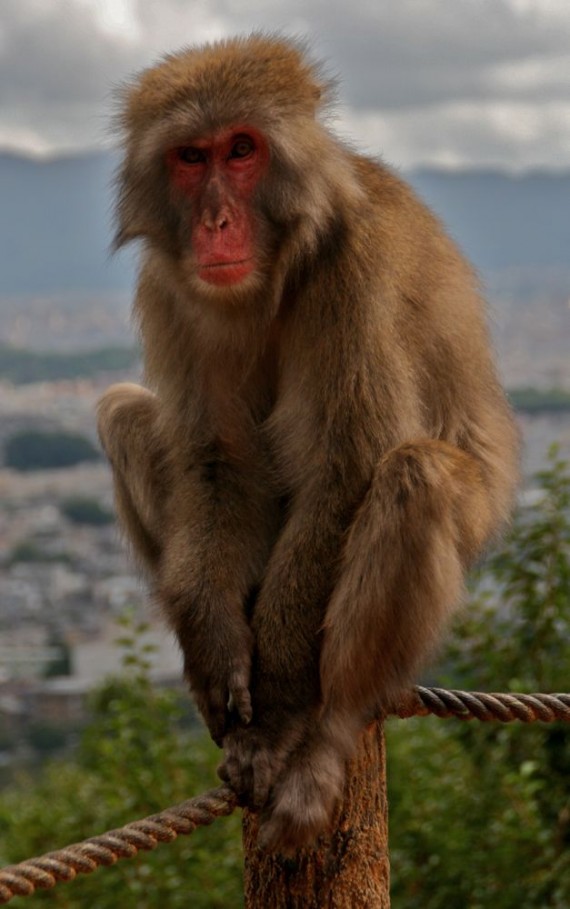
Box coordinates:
[0,150,569,296]
[409,169,570,271]
[0,151,132,295]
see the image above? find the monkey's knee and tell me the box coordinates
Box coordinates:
[97,384,166,569]
[96,382,164,522]
[97,383,159,464]
[375,439,493,564]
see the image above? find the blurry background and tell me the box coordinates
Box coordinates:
[0,3,569,906]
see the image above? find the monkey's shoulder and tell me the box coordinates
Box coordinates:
[350,153,454,243]
[346,151,478,294]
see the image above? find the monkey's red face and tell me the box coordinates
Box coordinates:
[166,127,269,287]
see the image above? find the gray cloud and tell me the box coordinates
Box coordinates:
[0,0,569,168]
[322,1,570,109]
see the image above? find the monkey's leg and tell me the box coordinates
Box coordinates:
[218,475,357,814]
[98,383,276,743]
[156,459,280,744]
[97,382,166,572]
[320,438,495,714]
[261,439,496,849]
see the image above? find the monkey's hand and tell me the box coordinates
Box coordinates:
[224,711,360,852]
[175,609,254,746]
[218,712,309,810]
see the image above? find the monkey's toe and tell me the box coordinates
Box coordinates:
[258,796,332,854]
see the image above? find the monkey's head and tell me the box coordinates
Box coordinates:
[114,34,362,302]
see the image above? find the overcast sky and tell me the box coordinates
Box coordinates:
[1,0,569,170]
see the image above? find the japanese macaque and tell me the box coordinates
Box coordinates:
[97,34,519,851]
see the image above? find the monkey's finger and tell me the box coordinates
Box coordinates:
[217,755,240,791]
[207,708,229,746]
[258,814,288,853]
[217,760,230,783]
[195,686,227,745]
[259,811,312,855]
[219,753,253,800]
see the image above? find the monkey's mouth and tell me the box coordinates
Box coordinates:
[198,258,254,287]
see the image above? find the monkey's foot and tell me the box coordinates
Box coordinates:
[258,741,345,853]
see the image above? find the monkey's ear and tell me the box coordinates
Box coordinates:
[111,226,132,252]
[310,66,339,115]
[112,156,162,251]
[112,197,139,251]
[112,214,149,251]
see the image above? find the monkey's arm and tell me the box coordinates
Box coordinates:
[319,438,502,723]
[156,445,279,743]
[98,383,277,744]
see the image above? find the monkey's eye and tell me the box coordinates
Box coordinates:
[229,136,255,160]
[177,147,207,165]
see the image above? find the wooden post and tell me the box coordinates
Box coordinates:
[242,721,389,908]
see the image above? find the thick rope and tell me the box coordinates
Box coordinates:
[392,686,570,723]
[2,687,570,904]
[0,786,237,905]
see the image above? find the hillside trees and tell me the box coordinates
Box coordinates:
[5,429,101,471]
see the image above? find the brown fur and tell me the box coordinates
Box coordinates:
[98,34,519,850]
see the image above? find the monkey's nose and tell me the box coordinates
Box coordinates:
[203,214,228,231]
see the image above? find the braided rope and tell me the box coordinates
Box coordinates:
[392,686,570,723]
[1,688,570,904]
[0,786,237,905]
